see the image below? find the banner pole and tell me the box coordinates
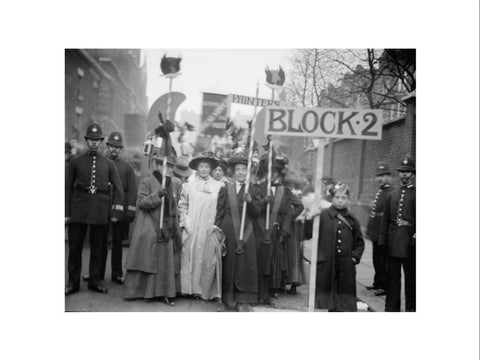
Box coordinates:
[239,81,260,241]
[308,138,325,311]
[159,76,173,229]
[265,87,275,228]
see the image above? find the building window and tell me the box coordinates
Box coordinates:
[93,81,98,89]
[75,106,84,115]
[77,68,84,78]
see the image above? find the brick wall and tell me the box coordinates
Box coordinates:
[321,112,415,229]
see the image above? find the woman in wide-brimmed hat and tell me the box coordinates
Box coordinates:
[178,152,224,303]
[123,151,182,305]
[213,152,263,311]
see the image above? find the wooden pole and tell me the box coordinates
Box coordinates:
[308,138,325,311]
[265,140,273,228]
[159,77,173,229]
[239,81,260,241]
[265,87,275,228]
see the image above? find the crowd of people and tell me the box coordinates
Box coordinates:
[65,123,416,312]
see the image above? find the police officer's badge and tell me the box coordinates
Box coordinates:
[403,159,408,165]
[92,127,98,133]
[114,135,119,140]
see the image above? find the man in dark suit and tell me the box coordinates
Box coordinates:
[366,163,395,296]
[379,156,416,311]
[65,123,124,295]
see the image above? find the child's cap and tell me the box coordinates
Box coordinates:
[329,182,350,197]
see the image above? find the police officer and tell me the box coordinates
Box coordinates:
[379,156,416,311]
[103,131,137,284]
[65,123,124,295]
[366,163,394,296]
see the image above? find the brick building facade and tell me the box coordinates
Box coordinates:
[65,49,148,151]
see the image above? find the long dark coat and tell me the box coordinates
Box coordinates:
[123,172,182,299]
[307,206,365,311]
[379,184,416,258]
[125,173,181,273]
[252,182,303,288]
[214,181,262,301]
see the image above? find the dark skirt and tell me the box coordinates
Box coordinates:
[285,220,305,286]
[123,241,178,299]
[221,215,258,305]
[271,232,288,290]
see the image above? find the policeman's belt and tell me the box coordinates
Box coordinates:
[392,219,413,227]
[370,211,384,217]
[75,185,109,195]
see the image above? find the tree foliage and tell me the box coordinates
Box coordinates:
[285,49,415,114]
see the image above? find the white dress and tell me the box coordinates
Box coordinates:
[178,175,223,298]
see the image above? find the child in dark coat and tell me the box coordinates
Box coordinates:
[305,182,365,311]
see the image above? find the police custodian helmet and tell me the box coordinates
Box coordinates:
[85,123,104,140]
[106,131,123,147]
[375,162,391,176]
[397,155,415,172]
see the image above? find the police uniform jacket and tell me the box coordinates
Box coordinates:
[366,183,394,242]
[378,184,416,258]
[65,152,124,225]
[111,156,137,223]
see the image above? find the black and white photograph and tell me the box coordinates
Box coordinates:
[2,1,478,360]
[64,48,416,313]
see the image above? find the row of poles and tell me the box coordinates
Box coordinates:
[153,57,322,311]
[156,66,281,238]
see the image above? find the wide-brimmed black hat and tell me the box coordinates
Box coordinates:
[397,155,415,172]
[85,123,104,140]
[228,152,249,167]
[375,162,391,176]
[106,131,123,147]
[189,152,219,170]
[174,156,193,177]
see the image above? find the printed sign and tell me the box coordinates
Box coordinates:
[230,93,280,107]
[265,106,383,140]
[201,92,229,136]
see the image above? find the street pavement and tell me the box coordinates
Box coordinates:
[65,237,406,312]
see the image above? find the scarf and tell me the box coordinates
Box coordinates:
[152,170,182,253]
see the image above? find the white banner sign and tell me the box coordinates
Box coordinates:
[230,93,280,107]
[264,106,383,140]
